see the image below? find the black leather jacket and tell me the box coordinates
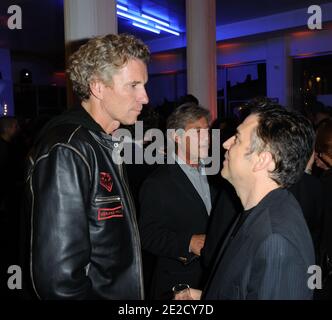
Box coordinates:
[25,108,144,299]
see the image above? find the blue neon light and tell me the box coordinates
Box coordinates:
[116,3,180,36]
[155,25,180,36]
[116,4,128,12]
[117,11,148,24]
[141,14,170,27]
[132,22,160,34]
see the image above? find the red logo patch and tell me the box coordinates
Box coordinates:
[100,172,113,192]
[98,206,124,221]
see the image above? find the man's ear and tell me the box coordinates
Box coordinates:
[89,80,104,100]
[253,151,275,172]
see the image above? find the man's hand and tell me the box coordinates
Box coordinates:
[174,288,202,300]
[315,152,332,170]
[189,234,206,256]
[305,151,315,173]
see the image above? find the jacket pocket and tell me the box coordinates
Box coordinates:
[95,196,121,204]
[95,196,124,221]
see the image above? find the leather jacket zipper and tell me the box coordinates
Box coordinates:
[118,163,145,299]
[95,196,121,203]
[29,174,42,300]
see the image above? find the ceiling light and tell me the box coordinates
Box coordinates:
[132,22,160,34]
[155,25,180,36]
[117,11,148,24]
[116,4,128,12]
[141,14,170,27]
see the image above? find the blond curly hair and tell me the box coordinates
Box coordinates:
[67,33,150,101]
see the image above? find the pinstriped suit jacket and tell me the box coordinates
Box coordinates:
[203,188,315,300]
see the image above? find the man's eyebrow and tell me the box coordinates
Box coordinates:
[192,126,209,129]
[125,80,140,86]
[234,130,242,140]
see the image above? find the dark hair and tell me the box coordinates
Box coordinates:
[166,103,210,131]
[249,105,315,188]
[177,94,199,106]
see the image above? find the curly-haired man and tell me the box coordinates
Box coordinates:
[25,34,150,299]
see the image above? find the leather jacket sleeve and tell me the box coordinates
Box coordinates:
[30,145,92,299]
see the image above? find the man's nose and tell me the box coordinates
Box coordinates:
[223,136,234,150]
[138,87,149,104]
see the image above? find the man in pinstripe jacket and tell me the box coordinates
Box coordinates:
[178,104,316,300]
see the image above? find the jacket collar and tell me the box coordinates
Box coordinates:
[34,106,104,145]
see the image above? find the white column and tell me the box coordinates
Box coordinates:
[64,0,117,43]
[266,37,292,108]
[63,0,117,106]
[186,0,217,120]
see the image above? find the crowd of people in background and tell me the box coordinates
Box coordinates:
[1,93,332,299]
[0,34,332,300]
